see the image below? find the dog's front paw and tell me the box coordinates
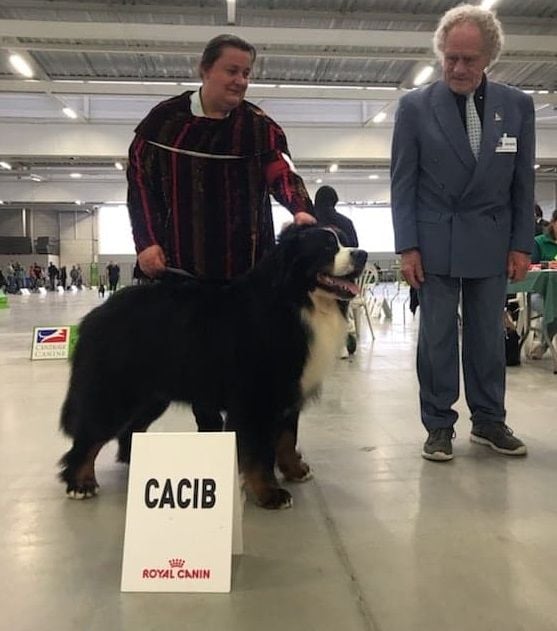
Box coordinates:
[257,487,293,510]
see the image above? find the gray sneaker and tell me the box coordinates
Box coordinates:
[422,427,455,461]
[470,423,527,456]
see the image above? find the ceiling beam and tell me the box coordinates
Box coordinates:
[1,20,556,54]
[3,40,556,66]
[1,2,556,28]
[0,79,555,105]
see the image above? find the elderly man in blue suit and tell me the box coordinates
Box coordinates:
[391,4,535,461]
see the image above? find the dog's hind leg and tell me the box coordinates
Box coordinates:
[116,399,170,463]
[276,410,312,482]
[59,435,106,499]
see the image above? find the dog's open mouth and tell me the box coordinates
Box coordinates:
[316,273,359,300]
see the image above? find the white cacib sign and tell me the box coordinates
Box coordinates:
[121,432,243,593]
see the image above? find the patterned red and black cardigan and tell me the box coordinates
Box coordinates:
[127,91,313,280]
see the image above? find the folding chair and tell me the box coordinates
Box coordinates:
[350,264,378,341]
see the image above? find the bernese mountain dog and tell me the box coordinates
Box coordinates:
[58,224,367,509]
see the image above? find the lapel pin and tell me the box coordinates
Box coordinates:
[494,112,502,122]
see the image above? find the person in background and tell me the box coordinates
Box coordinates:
[314,185,359,247]
[127,33,315,479]
[391,5,534,461]
[534,203,549,236]
[5,262,15,294]
[314,184,360,356]
[75,265,83,289]
[529,208,557,359]
[106,260,120,292]
[69,265,78,287]
[59,266,67,291]
[48,262,59,291]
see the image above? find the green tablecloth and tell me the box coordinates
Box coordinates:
[508,270,557,328]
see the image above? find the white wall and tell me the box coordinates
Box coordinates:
[535,181,557,217]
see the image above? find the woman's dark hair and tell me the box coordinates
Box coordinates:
[534,203,543,220]
[314,186,339,221]
[200,34,256,74]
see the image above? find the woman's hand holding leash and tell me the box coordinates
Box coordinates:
[138,245,167,278]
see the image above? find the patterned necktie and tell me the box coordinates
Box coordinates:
[466,92,482,160]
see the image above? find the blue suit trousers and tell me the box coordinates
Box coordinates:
[417,273,508,430]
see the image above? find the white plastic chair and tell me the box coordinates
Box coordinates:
[351,264,378,341]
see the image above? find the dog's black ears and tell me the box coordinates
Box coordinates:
[277,222,317,244]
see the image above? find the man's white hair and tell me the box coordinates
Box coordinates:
[433,3,505,64]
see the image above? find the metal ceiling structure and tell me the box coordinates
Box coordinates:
[0,0,556,208]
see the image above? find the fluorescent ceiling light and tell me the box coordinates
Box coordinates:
[29,174,42,182]
[114,161,124,171]
[70,172,82,178]
[481,0,498,9]
[368,174,379,180]
[0,200,4,205]
[9,54,33,78]
[366,86,397,91]
[278,84,364,90]
[88,80,142,85]
[63,107,78,119]
[75,200,82,206]
[328,163,338,173]
[537,90,549,94]
[103,201,127,205]
[227,0,236,24]
[534,164,540,170]
[316,178,323,184]
[372,111,387,123]
[413,65,434,86]
[0,161,12,170]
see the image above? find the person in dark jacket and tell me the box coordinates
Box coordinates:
[106,261,120,292]
[314,185,361,356]
[314,185,359,247]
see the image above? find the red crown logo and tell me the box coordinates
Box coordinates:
[168,558,185,568]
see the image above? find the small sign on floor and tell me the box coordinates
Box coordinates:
[121,432,243,593]
[30,325,78,360]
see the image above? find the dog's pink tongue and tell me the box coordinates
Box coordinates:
[317,273,359,297]
[345,280,359,296]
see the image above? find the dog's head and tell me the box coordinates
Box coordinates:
[275,224,367,301]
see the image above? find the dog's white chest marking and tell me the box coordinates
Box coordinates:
[300,292,347,398]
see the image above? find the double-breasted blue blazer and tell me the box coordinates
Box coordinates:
[391,79,535,278]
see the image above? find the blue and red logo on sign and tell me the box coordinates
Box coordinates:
[36,328,68,344]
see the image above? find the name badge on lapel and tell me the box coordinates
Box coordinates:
[495,133,517,153]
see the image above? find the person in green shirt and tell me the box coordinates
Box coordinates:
[532,209,557,264]
[529,209,557,358]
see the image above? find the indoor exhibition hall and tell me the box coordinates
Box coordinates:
[1,1,556,630]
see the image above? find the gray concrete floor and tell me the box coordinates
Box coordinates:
[1,288,556,631]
